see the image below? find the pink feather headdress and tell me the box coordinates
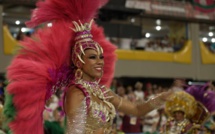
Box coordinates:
[4,0,117,133]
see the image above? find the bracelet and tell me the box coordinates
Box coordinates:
[117,97,122,110]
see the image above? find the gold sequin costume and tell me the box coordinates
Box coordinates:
[66,79,116,134]
[162,117,192,134]
[161,91,197,134]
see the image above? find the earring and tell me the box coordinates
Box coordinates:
[75,68,83,80]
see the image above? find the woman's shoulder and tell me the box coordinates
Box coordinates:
[66,85,85,100]
[64,85,86,115]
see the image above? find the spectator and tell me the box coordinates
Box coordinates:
[16,30,25,41]
[145,41,155,52]
[119,38,132,49]
[171,78,186,92]
[136,35,149,50]
[161,35,170,47]
[156,108,167,133]
[163,44,174,52]
[143,109,159,134]
[110,78,118,92]
[153,39,162,52]
[130,38,137,50]
[44,108,64,134]
[115,86,127,131]
[143,94,159,134]
[134,81,145,102]
[126,85,137,102]
[145,83,153,100]
[121,86,142,133]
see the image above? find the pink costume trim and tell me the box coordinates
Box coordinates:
[74,84,91,114]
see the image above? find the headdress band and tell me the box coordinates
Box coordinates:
[71,20,103,66]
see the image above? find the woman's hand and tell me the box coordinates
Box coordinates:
[148,90,174,109]
[158,90,174,102]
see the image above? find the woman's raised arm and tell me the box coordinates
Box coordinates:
[109,90,173,117]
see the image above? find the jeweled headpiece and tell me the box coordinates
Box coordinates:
[165,91,197,119]
[71,20,103,67]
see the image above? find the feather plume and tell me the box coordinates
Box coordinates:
[27,0,109,27]
[5,22,73,134]
[186,85,215,113]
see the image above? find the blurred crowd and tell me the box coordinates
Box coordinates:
[110,35,215,54]
[0,78,215,134]
[131,36,186,52]
[111,78,177,134]
[111,79,215,134]
[109,36,186,52]
[14,30,215,54]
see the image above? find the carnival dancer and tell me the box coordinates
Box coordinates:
[162,83,215,134]
[161,91,197,134]
[3,0,173,134]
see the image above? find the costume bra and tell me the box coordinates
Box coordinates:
[66,79,116,134]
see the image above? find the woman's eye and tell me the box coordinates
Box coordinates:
[100,55,104,59]
[89,56,96,59]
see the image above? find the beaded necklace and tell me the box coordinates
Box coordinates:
[75,79,116,133]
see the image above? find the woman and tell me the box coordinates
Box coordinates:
[64,43,172,133]
[64,21,172,133]
[4,0,173,134]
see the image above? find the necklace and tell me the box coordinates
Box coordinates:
[76,79,116,118]
[76,79,113,100]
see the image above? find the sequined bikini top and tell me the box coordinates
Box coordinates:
[75,79,116,134]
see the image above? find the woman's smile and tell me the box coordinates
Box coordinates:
[94,67,103,72]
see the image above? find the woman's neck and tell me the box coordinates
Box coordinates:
[82,75,96,82]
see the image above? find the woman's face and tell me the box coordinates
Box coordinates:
[117,86,125,96]
[173,111,185,121]
[81,49,104,81]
